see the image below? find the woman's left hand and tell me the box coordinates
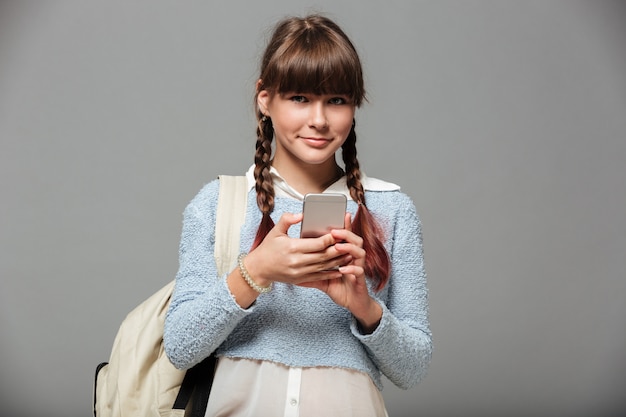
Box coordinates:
[299,213,382,333]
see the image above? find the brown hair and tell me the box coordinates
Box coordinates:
[252,15,390,291]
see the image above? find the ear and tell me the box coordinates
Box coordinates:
[256,80,270,116]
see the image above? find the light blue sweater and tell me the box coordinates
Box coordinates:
[164,179,431,390]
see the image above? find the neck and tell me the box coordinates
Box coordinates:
[271,159,343,195]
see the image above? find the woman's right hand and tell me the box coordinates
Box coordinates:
[243,212,350,287]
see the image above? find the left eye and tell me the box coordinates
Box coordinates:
[329,97,347,105]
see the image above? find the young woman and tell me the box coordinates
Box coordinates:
[164,14,431,417]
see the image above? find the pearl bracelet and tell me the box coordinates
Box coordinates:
[237,253,272,294]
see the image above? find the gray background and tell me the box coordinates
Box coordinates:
[1,1,625,416]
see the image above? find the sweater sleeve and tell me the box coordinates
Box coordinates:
[163,181,253,370]
[350,192,432,389]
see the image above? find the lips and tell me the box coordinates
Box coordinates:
[300,137,331,148]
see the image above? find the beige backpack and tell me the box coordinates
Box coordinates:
[93,175,248,417]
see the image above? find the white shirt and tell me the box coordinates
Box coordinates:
[205,358,387,417]
[244,165,400,202]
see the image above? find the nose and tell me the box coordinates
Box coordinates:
[309,101,328,129]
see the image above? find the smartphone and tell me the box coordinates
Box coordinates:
[300,193,347,238]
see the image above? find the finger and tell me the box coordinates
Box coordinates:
[296,253,351,277]
[344,212,353,232]
[273,212,303,235]
[330,228,363,248]
[338,264,364,277]
[298,233,339,254]
[333,242,366,266]
[297,269,342,285]
[319,254,353,272]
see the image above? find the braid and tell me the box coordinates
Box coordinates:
[342,120,391,291]
[254,115,275,213]
[251,115,276,250]
[342,121,365,205]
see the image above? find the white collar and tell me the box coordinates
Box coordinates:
[244,164,399,201]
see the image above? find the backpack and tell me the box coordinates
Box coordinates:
[93,175,248,417]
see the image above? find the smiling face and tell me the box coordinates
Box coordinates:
[257,90,355,170]
[252,15,365,191]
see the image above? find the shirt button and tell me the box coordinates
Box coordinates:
[290,399,298,406]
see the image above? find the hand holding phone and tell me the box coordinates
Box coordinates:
[300,193,347,238]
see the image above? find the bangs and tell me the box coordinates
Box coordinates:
[263,26,365,106]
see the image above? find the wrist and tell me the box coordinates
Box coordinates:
[238,253,272,294]
[240,251,272,287]
[354,299,382,335]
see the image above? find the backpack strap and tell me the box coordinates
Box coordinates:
[174,356,215,416]
[214,175,249,276]
[174,175,248,417]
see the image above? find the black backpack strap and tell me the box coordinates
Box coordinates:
[93,362,108,417]
[173,354,217,416]
[189,355,217,417]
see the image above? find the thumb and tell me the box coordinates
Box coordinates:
[344,212,353,232]
[273,212,303,235]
